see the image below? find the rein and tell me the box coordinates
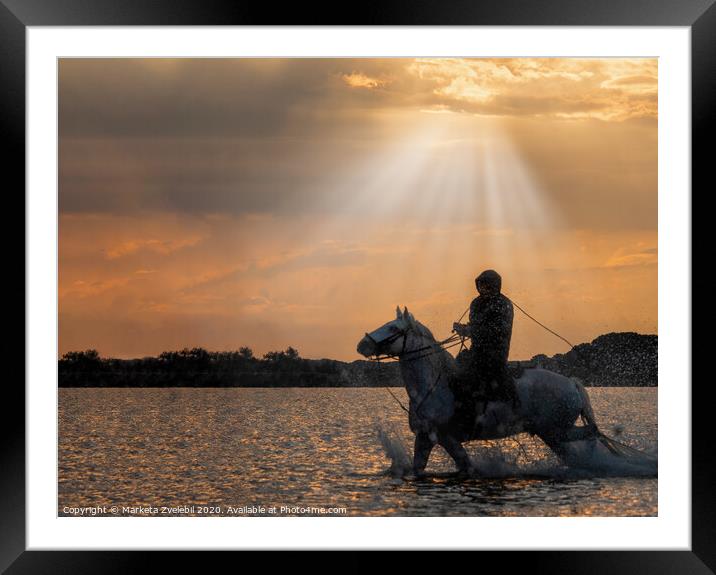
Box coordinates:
[367,330,463,363]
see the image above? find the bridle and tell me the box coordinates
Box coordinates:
[366,323,463,363]
[363,326,409,361]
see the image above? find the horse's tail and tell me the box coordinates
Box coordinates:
[574,380,618,453]
[574,379,657,463]
[574,379,599,433]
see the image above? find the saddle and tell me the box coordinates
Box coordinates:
[448,360,529,426]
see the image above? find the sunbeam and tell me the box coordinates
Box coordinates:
[292,109,569,350]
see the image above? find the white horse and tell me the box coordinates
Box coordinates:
[357,307,616,474]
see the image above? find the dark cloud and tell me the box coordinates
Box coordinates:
[59,59,404,139]
[60,59,315,138]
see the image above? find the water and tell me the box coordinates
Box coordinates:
[58,387,657,517]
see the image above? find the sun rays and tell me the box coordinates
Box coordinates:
[289,109,569,343]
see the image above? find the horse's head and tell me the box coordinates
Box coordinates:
[356,306,419,359]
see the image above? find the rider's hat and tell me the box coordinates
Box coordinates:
[476,269,502,293]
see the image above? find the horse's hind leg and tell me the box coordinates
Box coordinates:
[538,432,569,463]
[540,427,598,467]
[413,432,436,475]
[437,432,471,473]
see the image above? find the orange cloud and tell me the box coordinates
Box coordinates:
[105,237,202,260]
[59,211,657,360]
[604,247,658,268]
[342,72,385,89]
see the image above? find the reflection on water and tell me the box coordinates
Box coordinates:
[58,387,656,516]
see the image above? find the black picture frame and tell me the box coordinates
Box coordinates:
[6,0,709,571]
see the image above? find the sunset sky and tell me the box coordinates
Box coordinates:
[59,58,657,361]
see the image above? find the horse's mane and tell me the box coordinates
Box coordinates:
[410,317,456,370]
[412,319,437,343]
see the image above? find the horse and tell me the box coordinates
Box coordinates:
[356,306,613,475]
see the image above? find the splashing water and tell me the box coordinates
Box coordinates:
[376,423,413,477]
[560,437,658,477]
[375,423,657,480]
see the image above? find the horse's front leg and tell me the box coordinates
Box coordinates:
[413,432,436,475]
[437,431,472,473]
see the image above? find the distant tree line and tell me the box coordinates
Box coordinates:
[58,346,400,388]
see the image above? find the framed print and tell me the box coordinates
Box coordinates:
[6,0,710,571]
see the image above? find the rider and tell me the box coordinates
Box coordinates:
[452,269,518,411]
